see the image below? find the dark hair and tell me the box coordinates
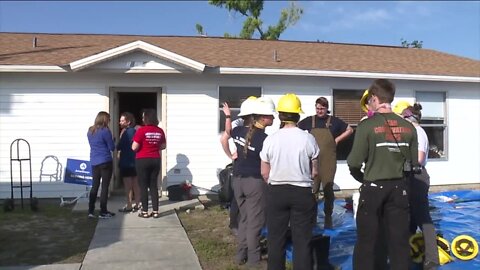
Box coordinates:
[408,103,423,122]
[120,112,136,127]
[142,109,159,126]
[368,79,395,104]
[279,112,300,128]
[315,97,329,108]
[88,111,110,134]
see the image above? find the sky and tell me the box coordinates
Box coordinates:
[0,1,479,60]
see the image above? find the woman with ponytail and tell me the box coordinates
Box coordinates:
[230,97,275,268]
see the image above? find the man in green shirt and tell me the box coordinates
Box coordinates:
[347,79,418,270]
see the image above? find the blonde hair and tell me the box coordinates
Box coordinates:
[88,111,110,134]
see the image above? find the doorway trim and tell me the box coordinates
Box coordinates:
[108,86,167,195]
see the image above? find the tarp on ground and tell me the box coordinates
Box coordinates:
[285,190,480,270]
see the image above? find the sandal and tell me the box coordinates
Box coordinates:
[138,211,151,218]
[118,206,133,213]
[132,205,140,212]
[152,212,160,219]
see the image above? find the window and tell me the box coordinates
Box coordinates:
[415,91,447,159]
[333,89,365,160]
[218,86,262,133]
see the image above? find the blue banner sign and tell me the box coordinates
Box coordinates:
[64,158,93,186]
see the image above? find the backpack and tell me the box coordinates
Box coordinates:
[218,163,234,203]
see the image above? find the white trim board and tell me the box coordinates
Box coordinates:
[69,40,206,72]
[218,67,480,83]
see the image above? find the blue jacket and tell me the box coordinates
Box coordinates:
[87,127,115,166]
[116,127,136,168]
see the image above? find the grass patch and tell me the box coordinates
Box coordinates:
[178,199,271,270]
[0,199,97,267]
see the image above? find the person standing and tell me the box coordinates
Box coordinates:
[220,97,257,235]
[394,101,440,270]
[260,93,320,270]
[298,97,353,228]
[87,111,116,219]
[347,79,418,270]
[229,97,275,267]
[132,109,166,219]
[117,112,141,212]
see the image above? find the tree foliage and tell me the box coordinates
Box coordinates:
[197,0,303,40]
[401,38,423,48]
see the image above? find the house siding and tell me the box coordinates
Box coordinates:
[1,72,479,198]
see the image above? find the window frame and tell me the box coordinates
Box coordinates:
[218,86,262,133]
[415,91,448,160]
[332,89,366,161]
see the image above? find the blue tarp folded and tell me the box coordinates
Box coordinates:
[283,190,480,270]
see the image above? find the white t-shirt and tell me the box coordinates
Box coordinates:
[260,127,320,187]
[415,125,429,167]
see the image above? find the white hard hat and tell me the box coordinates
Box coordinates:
[252,97,276,116]
[238,96,258,117]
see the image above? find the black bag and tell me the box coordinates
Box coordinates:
[167,184,190,201]
[218,163,234,203]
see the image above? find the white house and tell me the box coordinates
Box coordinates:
[1,32,479,199]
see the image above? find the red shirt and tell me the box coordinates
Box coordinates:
[133,125,166,159]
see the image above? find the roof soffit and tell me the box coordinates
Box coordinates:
[69,40,206,72]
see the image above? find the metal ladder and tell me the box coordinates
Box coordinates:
[9,138,35,210]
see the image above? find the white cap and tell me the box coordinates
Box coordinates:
[252,97,276,116]
[238,96,258,117]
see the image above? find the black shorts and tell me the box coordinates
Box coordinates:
[120,167,137,177]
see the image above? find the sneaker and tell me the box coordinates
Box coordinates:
[88,213,96,219]
[99,211,116,219]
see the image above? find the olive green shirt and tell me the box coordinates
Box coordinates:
[347,113,419,181]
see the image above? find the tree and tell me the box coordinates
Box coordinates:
[196,0,303,40]
[195,23,205,36]
[401,38,423,48]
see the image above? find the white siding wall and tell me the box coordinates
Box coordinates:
[0,72,478,198]
[0,74,108,198]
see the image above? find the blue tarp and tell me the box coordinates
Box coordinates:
[285,190,480,269]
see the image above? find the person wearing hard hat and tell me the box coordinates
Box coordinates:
[220,96,258,236]
[221,96,258,159]
[347,79,419,270]
[229,97,275,267]
[360,89,376,121]
[260,93,320,270]
[298,96,353,228]
[394,101,440,269]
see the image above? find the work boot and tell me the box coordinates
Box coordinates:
[324,215,333,229]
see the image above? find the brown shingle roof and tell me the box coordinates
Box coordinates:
[1,32,479,77]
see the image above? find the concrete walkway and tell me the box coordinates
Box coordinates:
[3,196,204,270]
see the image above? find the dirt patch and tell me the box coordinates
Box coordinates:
[0,199,97,266]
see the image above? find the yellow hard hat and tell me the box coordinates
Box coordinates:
[360,89,369,112]
[437,235,454,265]
[451,235,479,261]
[238,96,258,116]
[277,93,304,114]
[438,246,454,265]
[409,233,425,263]
[393,100,412,115]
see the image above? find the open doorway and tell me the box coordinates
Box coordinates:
[118,92,157,130]
[110,88,163,192]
